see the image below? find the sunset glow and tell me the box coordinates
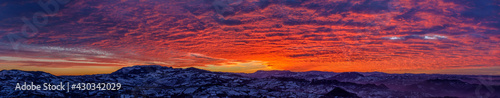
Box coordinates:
[0,0,498,75]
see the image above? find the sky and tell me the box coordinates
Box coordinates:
[0,0,499,75]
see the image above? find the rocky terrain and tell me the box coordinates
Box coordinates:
[1,65,499,97]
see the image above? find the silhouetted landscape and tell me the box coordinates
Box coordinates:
[1,65,499,97]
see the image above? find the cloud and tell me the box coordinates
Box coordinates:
[0,0,498,75]
[383,34,448,40]
[0,42,235,69]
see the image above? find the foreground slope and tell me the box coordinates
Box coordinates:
[1,65,499,97]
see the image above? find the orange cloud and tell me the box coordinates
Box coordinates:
[0,0,499,75]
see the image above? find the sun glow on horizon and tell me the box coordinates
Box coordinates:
[0,0,498,75]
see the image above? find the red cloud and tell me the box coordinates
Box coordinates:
[0,0,498,75]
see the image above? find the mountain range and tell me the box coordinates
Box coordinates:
[1,65,499,97]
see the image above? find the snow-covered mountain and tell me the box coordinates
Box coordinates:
[1,65,499,97]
